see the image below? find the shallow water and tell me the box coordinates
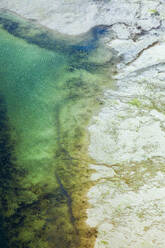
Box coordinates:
[0,12,114,248]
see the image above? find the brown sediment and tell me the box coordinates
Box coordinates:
[63,75,117,248]
[53,94,110,248]
[73,185,98,248]
[53,112,98,248]
[67,103,112,248]
[68,140,98,248]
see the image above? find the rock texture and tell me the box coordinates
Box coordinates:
[1,0,165,247]
[86,1,165,247]
[0,0,159,35]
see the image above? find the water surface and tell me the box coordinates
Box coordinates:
[0,12,114,248]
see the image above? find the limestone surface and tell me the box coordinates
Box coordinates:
[0,0,159,35]
[87,1,165,247]
[1,0,165,247]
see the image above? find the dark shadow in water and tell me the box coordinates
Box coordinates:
[0,9,113,72]
[0,98,9,248]
[0,96,20,248]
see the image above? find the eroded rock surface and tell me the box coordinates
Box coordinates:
[1,0,164,35]
[87,1,165,247]
[1,0,165,247]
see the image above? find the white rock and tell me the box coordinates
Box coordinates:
[0,0,139,35]
[111,23,131,39]
[87,3,165,244]
[109,35,159,64]
[137,18,160,31]
[117,42,165,78]
[89,164,116,181]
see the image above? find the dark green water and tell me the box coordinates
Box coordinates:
[0,12,115,248]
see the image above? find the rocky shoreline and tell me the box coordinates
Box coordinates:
[87,1,165,247]
[1,0,165,247]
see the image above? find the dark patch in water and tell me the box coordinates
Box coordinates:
[55,172,77,228]
[2,19,19,34]
[92,25,109,38]
[0,10,112,71]
[0,96,18,248]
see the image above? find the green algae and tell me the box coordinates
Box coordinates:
[0,13,115,248]
[129,98,141,108]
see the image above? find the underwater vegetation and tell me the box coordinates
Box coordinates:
[0,11,115,248]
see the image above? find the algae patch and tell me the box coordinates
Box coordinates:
[129,98,141,108]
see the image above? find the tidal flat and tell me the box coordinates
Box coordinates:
[0,11,115,248]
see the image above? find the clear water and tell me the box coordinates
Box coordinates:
[0,12,114,248]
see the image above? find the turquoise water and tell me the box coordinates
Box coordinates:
[0,12,114,248]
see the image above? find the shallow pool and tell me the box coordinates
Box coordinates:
[0,11,114,248]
